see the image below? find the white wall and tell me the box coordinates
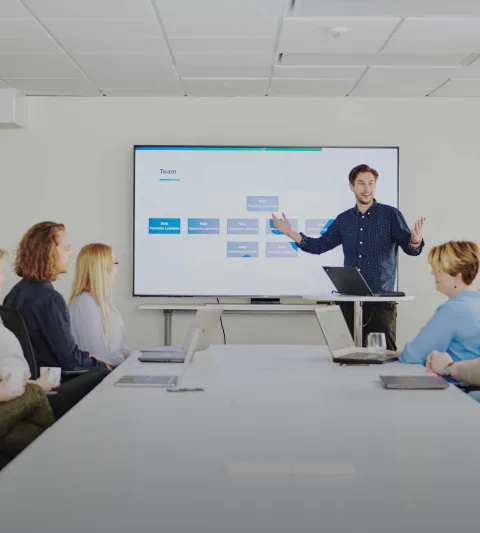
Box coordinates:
[0,96,479,349]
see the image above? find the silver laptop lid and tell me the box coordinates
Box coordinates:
[314,306,355,355]
[182,306,224,352]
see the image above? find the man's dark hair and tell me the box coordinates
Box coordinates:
[348,164,379,185]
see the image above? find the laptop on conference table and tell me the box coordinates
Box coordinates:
[314,306,398,364]
[138,307,223,363]
[323,266,405,297]
[380,375,449,390]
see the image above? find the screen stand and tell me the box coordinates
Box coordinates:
[250,298,281,304]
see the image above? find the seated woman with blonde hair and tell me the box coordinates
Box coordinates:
[399,240,480,365]
[69,244,131,366]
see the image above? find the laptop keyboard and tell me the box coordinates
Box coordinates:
[339,352,390,360]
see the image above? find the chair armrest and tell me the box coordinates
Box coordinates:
[62,369,90,376]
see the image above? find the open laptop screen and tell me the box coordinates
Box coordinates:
[315,307,355,352]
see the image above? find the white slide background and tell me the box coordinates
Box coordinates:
[134,146,398,296]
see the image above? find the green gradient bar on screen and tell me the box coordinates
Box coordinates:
[136,146,322,152]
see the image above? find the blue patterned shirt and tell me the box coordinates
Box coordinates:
[298,200,424,292]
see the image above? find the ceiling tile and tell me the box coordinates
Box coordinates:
[269,78,356,96]
[73,55,174,78]
[280,53,466,66]
[384,17,480,54]
[291,0,480,17]
[0,18,49,38]
[4,78,101,95]
[279,17,400,54]
[60,37,169,55]
[155,0,286,19]
[350,86,430,97]
[360,66,461,89]
[41,19,163,40]
[431,78,480,97]
[183,77,269,96]
[0,54,83,78]
[170,38,275,55]
[0,80,11,88]
[273,65,366,78]
[93,77,180,90]
[176,65,268,78]
[103,88,183,97]
[24,0,156,18]
[0,37,62,54]
[175,53,273,67]
[0,0,30,17]
[163,17,281,39]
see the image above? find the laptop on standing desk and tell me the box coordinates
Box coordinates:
[323,266,405,297]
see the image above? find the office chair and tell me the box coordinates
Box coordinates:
[0,305,87,383]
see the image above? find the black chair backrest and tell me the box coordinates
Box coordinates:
[0,305,40,379]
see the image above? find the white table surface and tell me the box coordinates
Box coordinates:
[0,345,479,533]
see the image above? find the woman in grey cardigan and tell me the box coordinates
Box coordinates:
[69,244,132,367]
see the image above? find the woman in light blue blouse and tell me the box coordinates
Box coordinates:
[69,244,131,367]
[399,241,480,365]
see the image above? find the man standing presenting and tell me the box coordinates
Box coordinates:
[272,164,425,350]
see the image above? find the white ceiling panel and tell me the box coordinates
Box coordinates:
[279,17,399,54]
[183,77,269,96]
[384,17,480,54]
[170,38,275,55]
[73,55,174,78]
[59,37,170,55]
[273,65,366,78]
[176,65,268,78]
[280,53,466,66]
[103,88,183,96]
[4,78,101,95]
[175,54,273,67]
[162,17,281,39]
[93,78,181,90]
[0,0,30,18]
[431,78,480,97]
[269,78,356,96]
[360,66,460,89]
[350,86,430,97]
[24,0,156,18]
[41,19,164,40]
[291,0,480,17]
[155,0,286,19]
[0,80,11,88]
[0,18,49,38]
[0,54,83,78]
[0,37,62,54]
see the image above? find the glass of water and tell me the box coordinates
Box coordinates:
[367,332,387,352]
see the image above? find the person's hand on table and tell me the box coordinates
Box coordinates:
[426,350,453,375]
[90,355,115,371]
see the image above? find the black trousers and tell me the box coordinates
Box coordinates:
[48,367,110,420]
[338,302,398,351]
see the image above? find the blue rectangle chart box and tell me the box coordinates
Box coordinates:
[305,219,334,235]
[227,242,259,258]
[266,218,298,235]
[227,218,259,235]
[188,218,220,234]
[148,218,181,234]
[246,196,279,212]
[266,242,298,258]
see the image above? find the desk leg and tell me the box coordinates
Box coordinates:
[164,310,173,346]
[353,301,363,347]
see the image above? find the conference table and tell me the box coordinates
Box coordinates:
[0,345,479,533]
